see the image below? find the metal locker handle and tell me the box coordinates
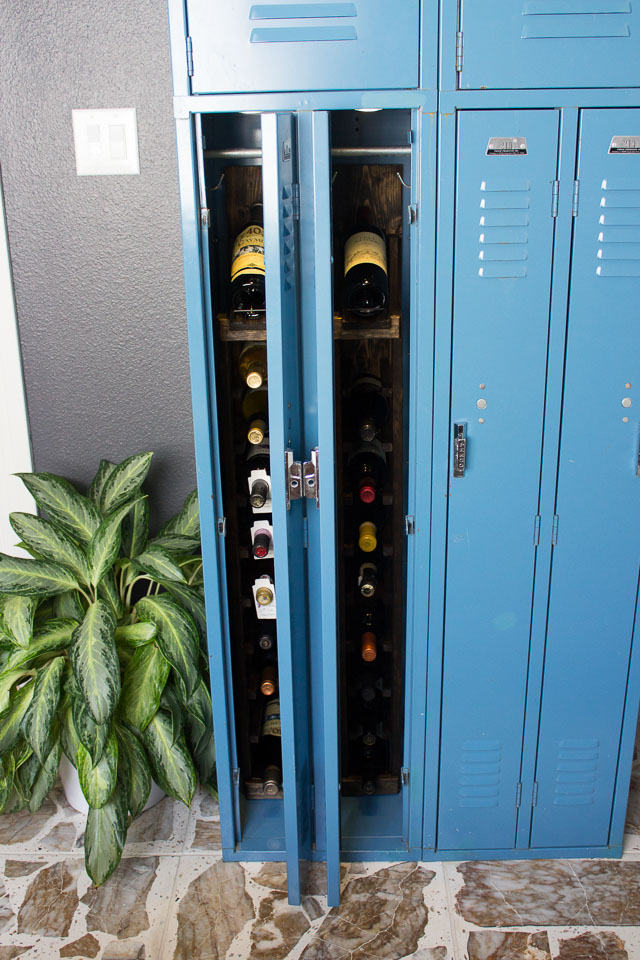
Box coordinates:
[453,423,467,478]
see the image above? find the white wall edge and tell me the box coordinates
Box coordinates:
[0,169,36,555]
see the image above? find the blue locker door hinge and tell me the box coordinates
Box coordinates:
[408,203,418,225]
[455,31,464,72]
[405,515,415,535]
[515,782,523,808]
[401,767,409,786]
[533,515,541,546]
[551,180,559,218]
[572,180,580,218]
[186,36,194,77]
[217,517,227,537]
[292,183,300,221]
[532,781,539,806]
[551,514,559,545]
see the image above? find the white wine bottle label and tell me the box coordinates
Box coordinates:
[231,225,265,282]
[344,231,387,277]
[262,699,281,737]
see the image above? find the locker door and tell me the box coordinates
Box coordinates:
[459,0,640,90]
[262,113,312,902]
[437,110,559,852]
[531,109,640,849]
[185,1,420,94]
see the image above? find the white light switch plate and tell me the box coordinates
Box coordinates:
[72,108,140,176]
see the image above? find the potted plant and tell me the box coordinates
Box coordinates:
[0,452,216,885]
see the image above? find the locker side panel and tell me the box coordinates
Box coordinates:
[459,0,640,90]
[531,109,640,850]
[437,110,559,852]
[185,1,420,94]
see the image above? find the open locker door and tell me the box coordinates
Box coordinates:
[262,112,312,904]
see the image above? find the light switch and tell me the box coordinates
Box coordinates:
[72,108,140,176]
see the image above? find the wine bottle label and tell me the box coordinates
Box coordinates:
[231,225,265,282]
[262,699,281,737]
[344,231,388,277]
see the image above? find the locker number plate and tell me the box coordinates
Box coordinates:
[609,136,640,154]
[486,137,528,156]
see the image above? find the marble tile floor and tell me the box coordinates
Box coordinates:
[0,749,639,960]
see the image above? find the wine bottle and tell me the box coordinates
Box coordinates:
[242,387,269,444]
[358,521,378,553]
[343,210,389,319]
[358,562,379,598]
[246,441,271,507]
[262,697,281,738]
[230,203,265,317]
[350,376,389,443]
[349,439,387,505]
[361,631,377,662]
[259,664,277,697]
[255,576,275,607]
[356,731,384,795]
[257,625,276,652]
[239,344,268,390]
[252,525,272,559]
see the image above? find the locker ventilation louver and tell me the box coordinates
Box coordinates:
[596,178,640,277]
[521,1,631,39]
[478,179,531,279]
[458,740,502,807]
[553,739,599,805]
[249,3,358,43]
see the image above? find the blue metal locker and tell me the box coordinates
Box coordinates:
[437,109,559,852]
[457,0,640,90]
[530,108,640,850]
[183,1,422,94]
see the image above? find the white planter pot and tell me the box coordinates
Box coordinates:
[59,753,165,815]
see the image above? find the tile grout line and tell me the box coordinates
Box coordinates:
[157,800,198,960]
[441,861,466,960]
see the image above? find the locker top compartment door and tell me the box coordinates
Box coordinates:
[459,0,640,89]
[262,112,311,905]
[184,1,420,94]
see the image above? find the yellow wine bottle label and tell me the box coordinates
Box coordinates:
[344,231,387,277]
[231,225,265,282]
[262,699,281,737]
[359,521,378,553]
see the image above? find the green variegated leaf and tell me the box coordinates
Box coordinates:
[119,643,170,732]
[185,678,213,731]
[60,703,80,765]
[22,656,65,763]
[9,513,90,585]
[134,595,199,698]
[87,497,146,588]
[72,696,110,766]
[0,595,36,648]
[0,755,14,812]
[121,497,149,559]
[149,534,200,555]
[70,601,120,725]
[4,619,77,673]
[97,569,125,620]
[84,773,128,886]
[99,452,153,516]
[77,732,118,808]
[34,599,55,626]
[3,785,28,813]
[0,680,35,754]
[133,545,187,584]
[114,622,157,646]
[0,669,34,714]
[53,590,85,622]
[192,726,217,794]
[16,472,101,545]
[0,554,78,598]
[163,582,207,647]
[87,459,117,508]
[160,489,200,539]
[141,711,195,805]
[117,725,152,819]
[160,683,183,746]
[28,736,61,813]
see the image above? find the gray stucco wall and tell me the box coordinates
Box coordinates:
[0,0,195,528]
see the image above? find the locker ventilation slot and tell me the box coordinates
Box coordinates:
[459,740,502,807]
[553,739,599,806]
[478,180,531,279]
[250,3,358,42]
[596,179,640,277]
[521,1,631,39]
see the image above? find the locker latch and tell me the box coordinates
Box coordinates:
[453,423,467,478]
[285,448,319,509]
